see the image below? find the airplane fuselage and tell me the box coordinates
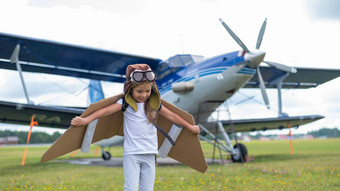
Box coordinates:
[157,51,256,122]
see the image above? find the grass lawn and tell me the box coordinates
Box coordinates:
[1,138,339,190]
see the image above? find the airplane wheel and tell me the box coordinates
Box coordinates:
[231,143,248,163]
[102,151,111,160]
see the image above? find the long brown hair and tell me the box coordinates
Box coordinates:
[144,98,158,123]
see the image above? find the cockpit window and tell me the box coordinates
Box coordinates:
[156,54,204,79]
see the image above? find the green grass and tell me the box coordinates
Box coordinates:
[1,138,340,190]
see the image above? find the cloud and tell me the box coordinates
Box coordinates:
[0,69,89,105]
[304,0,340,21]
[28,0,148,18]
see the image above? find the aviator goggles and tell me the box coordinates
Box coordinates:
[129,69,156,83]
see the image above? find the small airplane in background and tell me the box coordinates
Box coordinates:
[1,18,340,162]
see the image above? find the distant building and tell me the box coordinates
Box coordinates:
[302,135,314,139]
[259,136,271,141]
[242,136,251,142]
[0,136,19,145]
[275,135,288,140]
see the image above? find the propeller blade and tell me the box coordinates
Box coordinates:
[219,18,250,53]
[263,61,297,73]
[256,18,267,49]
[257,66,270,109]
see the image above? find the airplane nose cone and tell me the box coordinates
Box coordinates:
[244,50,266,68]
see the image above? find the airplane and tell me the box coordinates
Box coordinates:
[1,18,340,163]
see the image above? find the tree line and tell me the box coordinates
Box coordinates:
[309,128,340,138]
[0,130,62,144]
[1,127,339,144]
[241,127,340,140]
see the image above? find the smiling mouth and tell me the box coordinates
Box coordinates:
[137,98,146,102]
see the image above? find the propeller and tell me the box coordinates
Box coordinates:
[219,18,250,53]
[219,18,270,108]
[253,19,296,74]
[219,18,297,109]
[257,66,270,109]
[256,18,267,50]
[263,61,297,73]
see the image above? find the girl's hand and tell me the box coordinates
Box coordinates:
[189,125,200,134]
[71,116,89,127]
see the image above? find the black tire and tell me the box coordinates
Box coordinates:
[102,151,111,160]
[231,143,248,163]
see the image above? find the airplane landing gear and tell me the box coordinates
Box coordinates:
[231,143,247,162]
[102,151,111,160]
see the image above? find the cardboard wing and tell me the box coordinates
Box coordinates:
[41,94,125,163]
[41,94,208,173]
[157,100,208,173]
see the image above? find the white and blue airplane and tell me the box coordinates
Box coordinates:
[1,18,340,162]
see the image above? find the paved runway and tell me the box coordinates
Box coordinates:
[62,157,228,167]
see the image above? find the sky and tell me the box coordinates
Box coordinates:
[0,0,339,135]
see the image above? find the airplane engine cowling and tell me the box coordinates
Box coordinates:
[172,82,194,93]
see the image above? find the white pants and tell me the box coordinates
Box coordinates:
[123,154,156,191]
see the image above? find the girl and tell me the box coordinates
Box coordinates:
[71,64,200,191]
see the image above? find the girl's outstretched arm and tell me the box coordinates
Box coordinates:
[71,103,122,127]
[158,106,200,134]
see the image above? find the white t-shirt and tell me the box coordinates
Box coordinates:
[117,99,158,155]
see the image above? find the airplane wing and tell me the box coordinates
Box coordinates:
[0,100,84,128]
[0,32,335,134]
[221,115,324,133]
[245,66,340,89]
[0,32,161,82]
[1,32,339,87]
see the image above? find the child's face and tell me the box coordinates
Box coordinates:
[132,83,152,103]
